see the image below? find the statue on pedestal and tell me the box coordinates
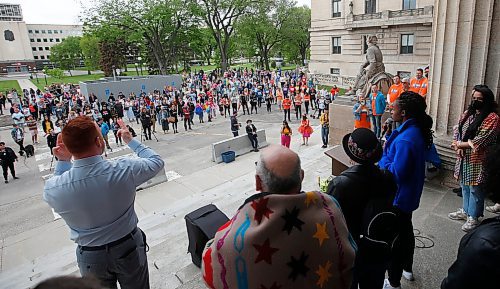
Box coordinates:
[347,35,393,98]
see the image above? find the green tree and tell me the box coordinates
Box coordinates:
[50,36,82,76]
[237,0,294,70]
[189,28,216,66]
[281,5,310,66]
[80,35,101,74]
[192,0,256,71]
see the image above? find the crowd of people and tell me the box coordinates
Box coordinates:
[1,64,499,289]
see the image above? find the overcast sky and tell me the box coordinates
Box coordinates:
[9,0,311,25]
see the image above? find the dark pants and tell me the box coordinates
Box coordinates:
[232,131,239,137]
[2,162,16,181]
[266,103,271,112]
[76,228,149,289]
[15,140,25,153]
[241,103,249,115]
[232,103,238,114]
[250,103,257,114]
[388,210,415,287]
[304,101,310,115]
[295,104,302,119]
[143,125,152,140]
[224,106,231,117]
[351,246,389,289]
[371,115,382,138]
[321,126,329,146]
[247,134,258,149]
[283,109,291,121]
[183,117,191,130]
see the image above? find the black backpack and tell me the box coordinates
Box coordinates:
[185,204,229,267]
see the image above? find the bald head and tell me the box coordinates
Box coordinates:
[256,145,303,194]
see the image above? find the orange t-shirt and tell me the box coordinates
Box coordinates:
[388,83,403,104]
[283,98,292,110]
[419,78,428,97]
[330,87,339,95]
[294,95,302,105]
[354,112,371,129]
[410,77,427,96]
[303,94,311,102]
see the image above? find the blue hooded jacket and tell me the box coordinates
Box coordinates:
[379,118,426,213]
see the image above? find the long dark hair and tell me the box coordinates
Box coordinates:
[458,85,498,141]
[397,91,434,148]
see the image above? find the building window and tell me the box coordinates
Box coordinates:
[363,35,369,54]
[48,30,52,34]
[47,55,50,59]
[45,47,49,50]
[54,30,58,34]
[332,37,342,54]
[28,29,33,33]
[60,30,63,33]
[55,38,60,42]
[49,38,53,42]
[30,38,34,42]
[34,56,39,60]
[400,34,414,54]
[41,30,46,34]
[330,68,340,75]
[332,0,341,17]
[38,47,43,51]
[43,38,47,42]
[40,55,45,59]
[35,30,39,33]
[32,47,36,51]
[402,0,416,10]
[36,38,41,42]
[365,0,376,13]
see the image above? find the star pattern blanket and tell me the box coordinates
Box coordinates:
[202,191,357,289]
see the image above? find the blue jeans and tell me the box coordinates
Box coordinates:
[371,115,382,138]
[461,183,485,218]
[321,126,329,146]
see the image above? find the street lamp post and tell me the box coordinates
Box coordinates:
[138,57,143,76]
[42,69,47,85]
[34,68,39,84]
[142,63,146,76]
[134,63,139,76]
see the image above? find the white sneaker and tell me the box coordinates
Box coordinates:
[461,216,480,232]
[448,208,467,220]
[485,203,500,214]
[402,270,415,281]
[383,279,401,289]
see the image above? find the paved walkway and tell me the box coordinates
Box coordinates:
[16,79,38,91]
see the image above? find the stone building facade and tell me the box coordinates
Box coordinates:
[310,0,434,88]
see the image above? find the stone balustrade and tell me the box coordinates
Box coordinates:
[309,73,356,89]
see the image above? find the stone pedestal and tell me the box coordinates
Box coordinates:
[428,0,499,168]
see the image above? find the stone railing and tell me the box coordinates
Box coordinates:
[310,73,356,89]
[352,12,382,21]
[389,8,425,18]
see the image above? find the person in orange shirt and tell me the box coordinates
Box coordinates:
[303,92,311,115]
[294,93,302,120]
[353,94,371,129]
[276,88,283,111]
[387,75,403,108]
[298,114,314,145]
[330,85,339,100]
[410,68,428,99]
[282,96,292,122]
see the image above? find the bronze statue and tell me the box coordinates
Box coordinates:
[347,35,392,98]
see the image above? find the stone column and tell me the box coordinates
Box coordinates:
[428,0,498,168]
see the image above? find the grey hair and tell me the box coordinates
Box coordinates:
[256,154,302,194]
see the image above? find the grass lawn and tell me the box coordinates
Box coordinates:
[31,73,105,90]
[317,84,346,95]
[0,80,21,93]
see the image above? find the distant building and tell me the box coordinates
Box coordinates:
[0,3,82,75]
[309,0,434,88]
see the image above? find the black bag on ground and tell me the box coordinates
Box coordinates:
[185,204,229,267]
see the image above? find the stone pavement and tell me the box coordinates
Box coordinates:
[0,112,496,289]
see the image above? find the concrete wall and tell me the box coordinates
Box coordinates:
[0,21,34,62]
[79,75,183,101]
[212,130,268,163]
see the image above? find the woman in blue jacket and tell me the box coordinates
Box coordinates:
[379,91,433,289]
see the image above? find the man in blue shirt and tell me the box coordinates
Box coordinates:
[379,92,433,289]
[44,116,164,289]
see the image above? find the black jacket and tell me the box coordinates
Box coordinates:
[441,217,500,289]
[47,133,58,149]
[326,164,396,243]
[0,147,17,164]
[246,124,257,135]
[230,116,240,132]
